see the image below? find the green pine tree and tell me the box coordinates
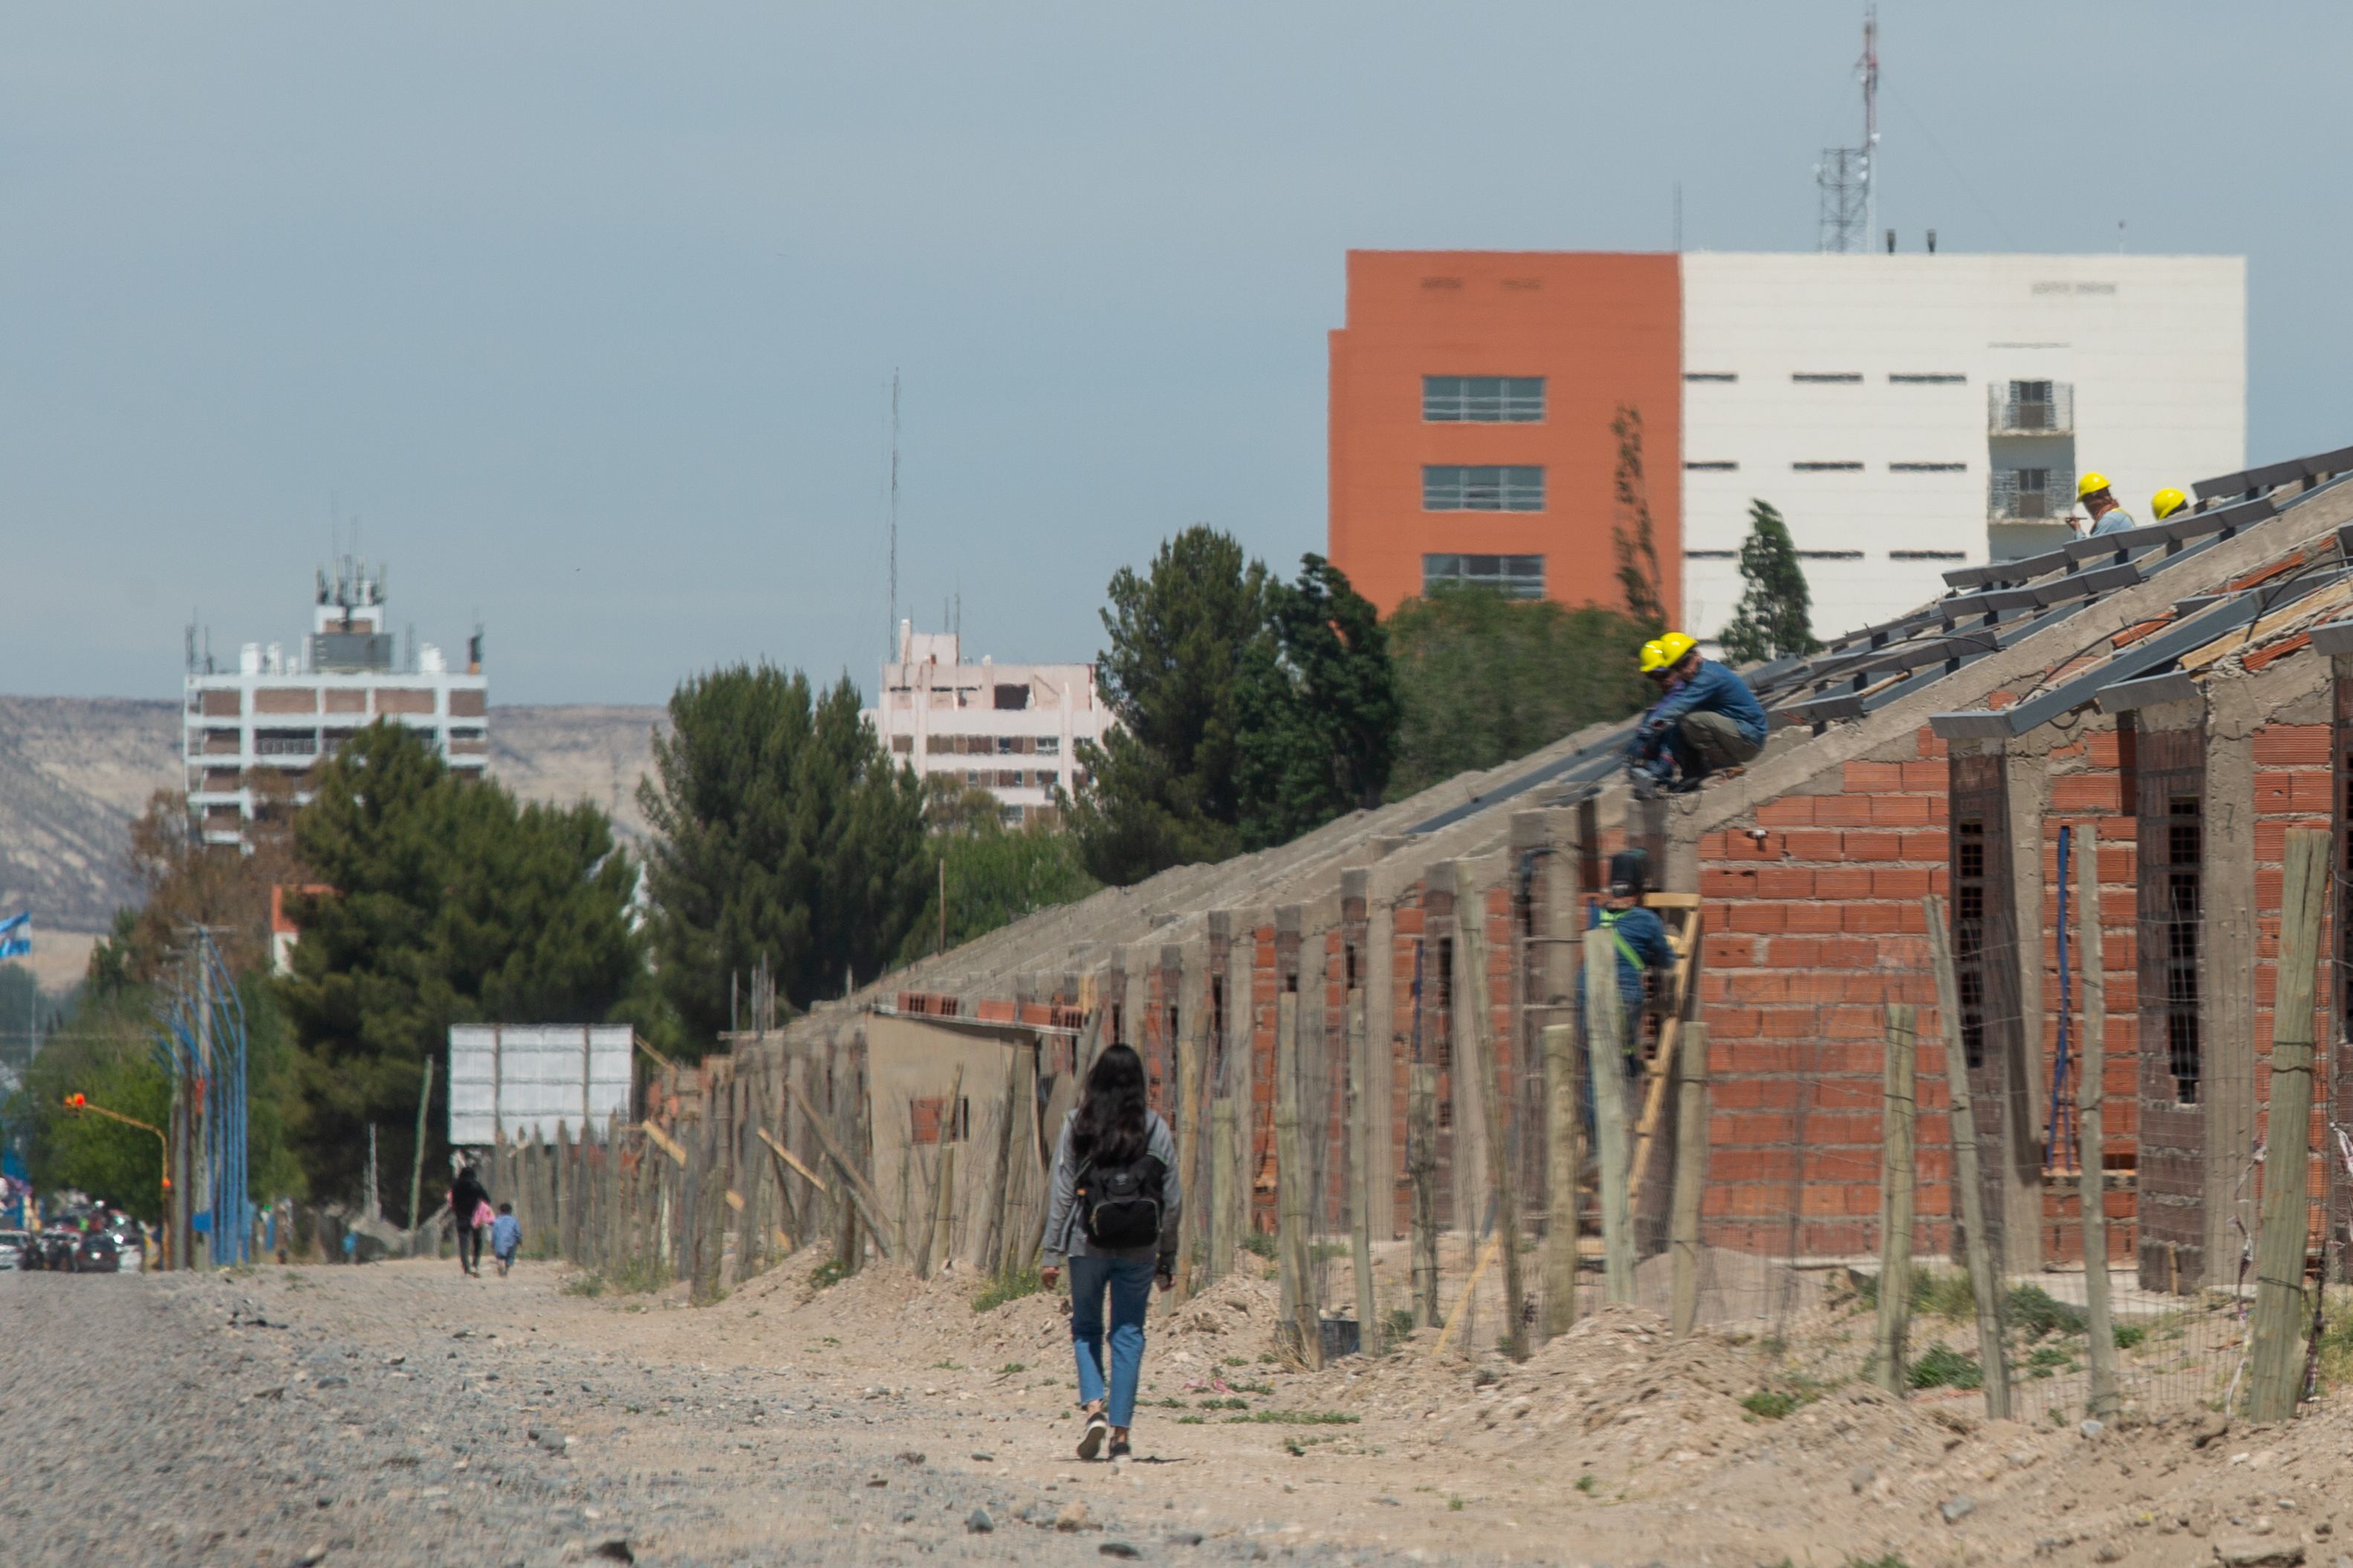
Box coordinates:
[1231,554,1401,850]
[638,663,928,1041]
[1065,527,1270,885]
[1718,498,1821,663]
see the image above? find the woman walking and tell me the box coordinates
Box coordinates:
[1041,1043,1181,1461]
[449,1161,493,1278]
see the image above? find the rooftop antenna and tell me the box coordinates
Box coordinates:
[1815,5,1878,253]
[887,371,900,661]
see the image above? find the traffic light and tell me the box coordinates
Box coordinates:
[64,1094,85,1113]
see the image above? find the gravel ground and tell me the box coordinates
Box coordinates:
[0,1266,1429,1568]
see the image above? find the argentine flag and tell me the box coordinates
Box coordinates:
[0,911,28,960]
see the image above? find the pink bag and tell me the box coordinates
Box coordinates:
[471,1200,496,1231]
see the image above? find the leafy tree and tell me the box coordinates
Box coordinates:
[91,775,305,988]
[1610,404,1669,632]
[1066,527,1269,885]
[899,782,1100,962]
[1384,585,1655,798]
[1718,498,1822,663]
[279,720,645,1202]
[13,988,172,1221]
[640,663,926,1042]
[1232,554,1399,849]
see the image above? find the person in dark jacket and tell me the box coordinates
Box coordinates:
[1628,633,1768,795]
[449,1162,491,1278]
[1040,1043,1181,1462]
[1576,850,1675,1136]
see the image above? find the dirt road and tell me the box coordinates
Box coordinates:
[5,1250,2350,1568]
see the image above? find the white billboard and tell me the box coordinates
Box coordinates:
[447,1025,634,1147]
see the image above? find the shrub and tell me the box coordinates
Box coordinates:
[1741,1390,1799,1419]
[1241,1232,1278,1260]
[2006,1284,2086,1339]
[973,1263,1045,1313]
[608,1256,671,1295]
[1218,1410,1360,1425]
[2112,1322,2147,1350]
[562,1272,606,1298]
[1908,1342,1983,1390]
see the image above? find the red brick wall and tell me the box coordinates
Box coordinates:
[2249,723,2334,1237]
[1695,727,1955,1257]
[2035,726,2138,1266]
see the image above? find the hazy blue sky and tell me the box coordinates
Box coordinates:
[5,2,2348,705]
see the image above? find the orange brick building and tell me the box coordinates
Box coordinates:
[1326,251,1682,622]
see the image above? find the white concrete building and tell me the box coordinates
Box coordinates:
[1680,253,2245,640]
[185,557,487,845]
[866,624,1111,827]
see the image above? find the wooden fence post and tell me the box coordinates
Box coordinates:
[2248,827,2329,1421]
[1275,989,1299,1330]
[1176,1015,1205,1302]
[1210,1097,1237,1280]
[1668,1023,1709,1338]
[1541,1023,1580,1339]
[1409,1062,1440,1327]
[2074,841,2120,1418]
[1584,933,1635,1304]
[1348,989,1377,1352]
[1924,894,2013,1420]
[1872,1004,1918,1395]
[1458,909,1528,1361]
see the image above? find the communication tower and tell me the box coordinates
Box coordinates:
[1815,7,1879,253]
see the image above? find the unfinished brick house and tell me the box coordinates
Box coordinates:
[714,440,2353,1307]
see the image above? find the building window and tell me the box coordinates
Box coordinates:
[1422,466,1544,512]
[1684,371,1737,383]
[1035,770,1057,789]
[1953,820,1988,1070]
[1889,550,1967,561]
[1890,462,1967,472]
[1792,372,1863,383]
[1423,376,1543,422]
[1685,461,1739,472]
[1796,550,1865,560]
[1793,461,1864,472]
[890,735,913,753]
[2164,798,2202,1104]
[993,683,1030,711]
[1889,373,1966,384]
[1424,554,1545,599]
[1990,467,2065,520]
[1000,805,1025,827]
[1684,550,1736,560]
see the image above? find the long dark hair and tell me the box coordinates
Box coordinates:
[1071,1044,1148,1165]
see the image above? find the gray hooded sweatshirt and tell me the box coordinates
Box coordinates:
[1042,1107,1182,1275]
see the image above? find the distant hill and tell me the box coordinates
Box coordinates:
[0,696,669,940]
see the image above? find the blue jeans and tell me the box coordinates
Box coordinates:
[1068,1254,1155,1429]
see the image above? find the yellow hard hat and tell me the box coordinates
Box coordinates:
[2076,472,2111,501]
[2151,487,2188,521]
[1639,631,1697,674]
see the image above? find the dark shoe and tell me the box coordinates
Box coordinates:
[1077,1412,1109,1460]
[1107,1439,1132,1460]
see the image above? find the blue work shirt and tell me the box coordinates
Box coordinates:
[1576,902,1673,1040]
[1639,658,1769,749]
[491,1213,522,1255]
[2089,509,2137,536]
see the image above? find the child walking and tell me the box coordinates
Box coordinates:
[1040,1043,1181,1461]
[490,1203,521,1278]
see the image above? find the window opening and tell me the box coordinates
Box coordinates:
[1422,376,1544,423]
[1422,465,1545,512]
[1434,935,1455,1072]
[1953,819,1988,1070]
[2164,798,2202,1103]
[1422,554,1545,598]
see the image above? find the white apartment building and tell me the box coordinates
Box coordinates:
[865,624,1111,826]
[185,558,487,845]
[1680,253,2246,640]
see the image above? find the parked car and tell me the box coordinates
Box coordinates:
[71,1232,121,1273]
[105,1227,146,1272]
[30,1232,78,1271]
[0,1230,28,1269]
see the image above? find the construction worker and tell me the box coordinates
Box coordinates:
[2074,472,2137,536]
[1577,850,1673,1133]
[2151,487,2190,522]
[1626,632,1768,796]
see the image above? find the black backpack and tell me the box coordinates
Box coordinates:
[1077,1136,1167,1249]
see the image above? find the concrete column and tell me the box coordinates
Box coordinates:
[2201,726,2257,1288]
